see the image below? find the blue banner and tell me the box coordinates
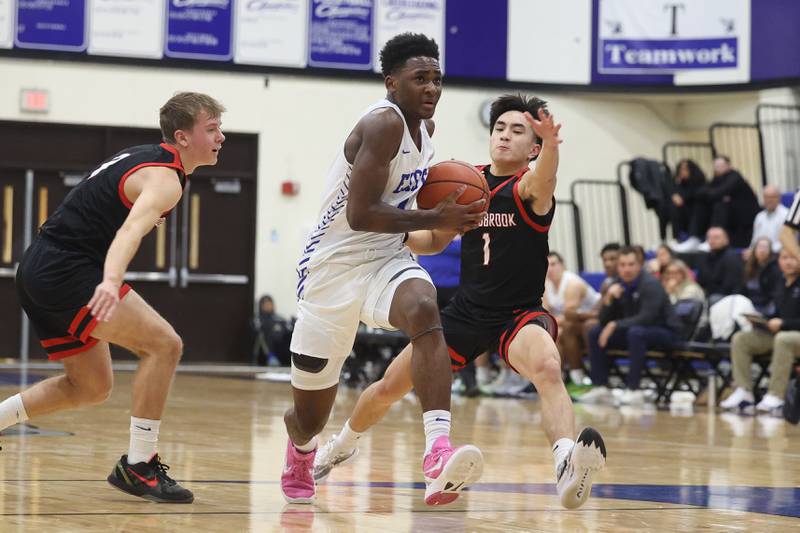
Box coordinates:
[601,38,738,72]
[165,0,232,61]
[16,0,87,51]
[308,0,372,70]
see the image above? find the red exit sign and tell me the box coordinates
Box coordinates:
[20,89,50,113]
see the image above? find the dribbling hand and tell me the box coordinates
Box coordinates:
[87,279,121,322]
[433,186,487,233]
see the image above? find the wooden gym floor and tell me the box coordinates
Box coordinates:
[0,370,798,532]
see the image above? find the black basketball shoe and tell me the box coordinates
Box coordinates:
[107,454,194,503]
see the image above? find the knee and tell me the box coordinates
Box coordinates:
[534,354,563,385]
[405,295,440,332]
[626,326,646,342]
[147,330,184,364]
[70,371,113,405]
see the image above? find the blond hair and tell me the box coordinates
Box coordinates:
[159,92,226,143]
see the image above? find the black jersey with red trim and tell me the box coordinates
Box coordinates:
[39,143,186,264]
[458,165,555,311]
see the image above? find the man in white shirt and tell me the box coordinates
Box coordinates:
[749,185,788,253]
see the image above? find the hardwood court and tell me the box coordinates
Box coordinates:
[1,371,799,532]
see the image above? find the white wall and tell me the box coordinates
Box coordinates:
[0,57,774,313]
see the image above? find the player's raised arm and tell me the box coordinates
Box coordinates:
[517,108,562,215]
[88,167,183,321]
[346,112,483,234]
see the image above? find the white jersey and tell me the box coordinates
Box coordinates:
[297,99,435,297]
[545,271,600,315]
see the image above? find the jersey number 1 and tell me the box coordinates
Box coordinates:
[482,233,490,266]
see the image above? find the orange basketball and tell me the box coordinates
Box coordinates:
[417,160,490,211]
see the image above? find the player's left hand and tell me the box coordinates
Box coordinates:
[524,108,563,144]
[88,279,121,322]
[768,318,783,333]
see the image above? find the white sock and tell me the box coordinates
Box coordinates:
[422,410,451,455]
[476,367,490,386]
[569,369,588,384]
[336,420,363,450]
[294,436,317,453]
[0,394,29,431]
[553,437,574,471]
[128,417,160,465]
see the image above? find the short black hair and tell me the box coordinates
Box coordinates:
[600,242,621,255]
[380,33,440,77]
[715,154,731,164]
[548,251,565,265]
[489,94,548,143]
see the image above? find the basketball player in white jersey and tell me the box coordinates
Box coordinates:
[281,33,487,506]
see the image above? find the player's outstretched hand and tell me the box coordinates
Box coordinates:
[88,280,121,322]
[524,108,562,144]
[433,186,487,233]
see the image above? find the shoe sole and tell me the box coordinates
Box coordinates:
[424,445,484,506]
[558,427,606,510]
[106,475,194,504]
[314,447,360,483]
[282,493,315,504]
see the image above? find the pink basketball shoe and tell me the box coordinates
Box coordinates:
[422,436,484,505]
[281,439,316,504]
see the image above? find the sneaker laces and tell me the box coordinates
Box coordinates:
[287,449,314,483]
[150,455,177,486]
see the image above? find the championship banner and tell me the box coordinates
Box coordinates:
[308,0,372,70]
[234,0,308,67]
[88,0,164,58]
[165,0,233,61]
[598,0,747,75]
[373,0,445,73]
[15,0,87,51]
[0,0,12,49]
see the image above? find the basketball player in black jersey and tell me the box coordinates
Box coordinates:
[314,94,606,509]
[0,92,225,503]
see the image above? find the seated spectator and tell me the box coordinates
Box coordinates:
[746,185,788,256]
[581,246,682,405]
[417,236,460,309]
[661,259,705,304]
[599,242,621,295]
[742,237,780,315]
[721,249,800,414]
[647,244,675,277]
[674,156,760,251]
[669,158,707,243]
[696,227,744,303]
[252,294,291,366]
[544,252,601,386]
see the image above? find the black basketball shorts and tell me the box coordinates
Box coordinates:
[15,236,132,360]
[441,293,558,375]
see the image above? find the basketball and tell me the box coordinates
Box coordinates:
[417,160,490,211]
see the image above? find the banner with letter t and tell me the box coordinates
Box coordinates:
[598,0,750,85]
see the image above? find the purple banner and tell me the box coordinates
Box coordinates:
[308,0,372,70]
[165,0,232,61]
[601,38,738,72]
[16,0,87,52]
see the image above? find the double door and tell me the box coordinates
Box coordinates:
[0,123,258,362]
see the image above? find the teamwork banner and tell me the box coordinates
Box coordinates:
[88,0,164,58]
[308,0,372,70]
[0,0,12,48]
[234,0,308,67]
[373,0,445,73]
[15,0,87,51]
[165,0,233,61]
[598,0,748,75]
